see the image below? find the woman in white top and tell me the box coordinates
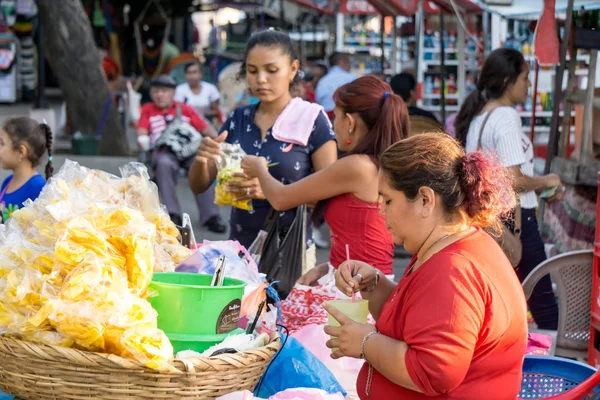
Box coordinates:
[174,62,221,121]
[454,48,562,330]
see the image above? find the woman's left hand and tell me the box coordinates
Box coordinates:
[323,303,376,359]
[546,185,566,203]
[241,156,268,179]
[226,172,266,201]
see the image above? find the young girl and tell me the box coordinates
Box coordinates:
[189,30,338,271]
[0,117,53,223]
[454,48,561,330]
[241,76,410,281]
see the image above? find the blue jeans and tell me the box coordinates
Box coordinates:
[513,208,558,330]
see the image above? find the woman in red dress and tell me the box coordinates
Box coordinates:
[240,76,410,279]
[324,132,528,399]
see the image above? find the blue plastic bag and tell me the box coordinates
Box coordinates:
[255,336,346,398]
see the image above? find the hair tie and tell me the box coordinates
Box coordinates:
[383,91,390,100]
[48,156,53,161]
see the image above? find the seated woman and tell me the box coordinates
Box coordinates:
[325,132,528,399]
[241,76,409,279]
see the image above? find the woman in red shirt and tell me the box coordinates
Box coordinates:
[324,132,528,399]
[240,76,409,278]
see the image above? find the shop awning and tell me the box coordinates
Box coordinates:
[368,0,414,16]
[286,0,334,15]
[368,0,480,16]
[340,0,379,14]
[473,0,600,19]
[431,0,482,14]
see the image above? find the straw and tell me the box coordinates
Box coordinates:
[346,244,356,302]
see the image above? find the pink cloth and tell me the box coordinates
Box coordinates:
[272,98,330,147]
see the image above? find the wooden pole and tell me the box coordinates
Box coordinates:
[530,61,539,142]
[544,0,575,174]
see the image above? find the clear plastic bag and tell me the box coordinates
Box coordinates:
[0,160,187,370]
[215,143,253,211]
[176,240,262,288]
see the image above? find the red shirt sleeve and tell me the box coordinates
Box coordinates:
[137,104,152,130]
[181,103,208,133]
[403,253,486,396]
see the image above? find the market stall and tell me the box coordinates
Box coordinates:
[0,160,283,399]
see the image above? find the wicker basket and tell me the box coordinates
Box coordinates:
[0,335,280,400]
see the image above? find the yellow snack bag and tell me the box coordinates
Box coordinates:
[121,327,175,371]
[215,143,253,211]
[215,168,253,211]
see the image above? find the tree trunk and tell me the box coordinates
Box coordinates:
[37,0,129,156]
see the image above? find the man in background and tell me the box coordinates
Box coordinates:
[137,75,226,233]
[304,62,328,103]
[390,72,439,123]
[316,53,356,118]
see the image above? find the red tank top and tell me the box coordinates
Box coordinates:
[324,193,394,275]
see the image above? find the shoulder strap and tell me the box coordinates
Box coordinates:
[176,104,182,119]
[513,206,522,237]
[0,178,12,203]
[477,107,498,150]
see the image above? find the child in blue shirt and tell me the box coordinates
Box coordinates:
[0,117,53,223]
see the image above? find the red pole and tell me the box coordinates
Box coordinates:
[530,60,540,143]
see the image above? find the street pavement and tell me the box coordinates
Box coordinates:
[0,101,411,277]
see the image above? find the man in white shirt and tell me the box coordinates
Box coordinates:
[315,53,356,114]
[174,62,221,122]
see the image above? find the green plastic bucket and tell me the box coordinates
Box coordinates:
[71,135,101,155]
[149,273,246,337]
[168,329,245,354]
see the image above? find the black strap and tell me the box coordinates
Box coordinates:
[476,107,497,150]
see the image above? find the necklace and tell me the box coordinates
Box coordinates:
[405,233,452,276]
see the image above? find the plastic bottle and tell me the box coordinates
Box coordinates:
[535,93,544,112]
[448,31,456,60]
[360,26,367,46]
[433,76,441,95]
[524,93,533,112]
[424,75,434,95]
[447,74,457,95]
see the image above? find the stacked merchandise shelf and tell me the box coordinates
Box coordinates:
[342,17,394,76]
[587,173,600,367]
[415,10,489,118]
[421,30,485,113]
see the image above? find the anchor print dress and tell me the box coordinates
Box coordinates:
[220,103,336,248]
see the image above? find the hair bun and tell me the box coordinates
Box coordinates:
[455,152,516,230]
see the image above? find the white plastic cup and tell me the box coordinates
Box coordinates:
[325,299,369,353]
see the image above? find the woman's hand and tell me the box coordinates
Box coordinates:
[195,131,227,164]
[323,304,376,359]
[241,155,268,179]
[297,263,329,286]
[543,174,565,203]
[226,172,266,201]
[335,260,378,297]
[544,173,562,189]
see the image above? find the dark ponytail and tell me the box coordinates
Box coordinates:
[333,75,410,165]
[454,88,485,147]
[39,123,54,180]
[454,48,527,147]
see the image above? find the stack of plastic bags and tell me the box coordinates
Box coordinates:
[0,160,193,371]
